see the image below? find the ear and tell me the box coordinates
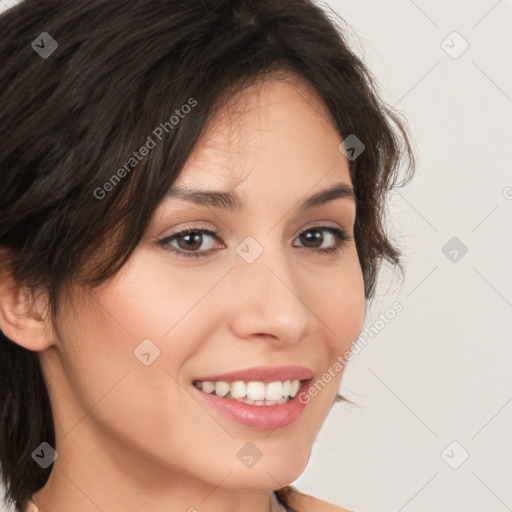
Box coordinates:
[0,264,56,352]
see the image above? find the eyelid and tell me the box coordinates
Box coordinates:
[157,223,352,258]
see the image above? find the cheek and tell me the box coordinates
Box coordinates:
[298,254,364,422]
[53,279,202,459]
[307,249,366,354]
[84,256,229,347]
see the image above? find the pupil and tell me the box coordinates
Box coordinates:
[181,233,202,250]
[303,230,322,247]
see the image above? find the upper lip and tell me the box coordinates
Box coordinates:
[193,365,314,383]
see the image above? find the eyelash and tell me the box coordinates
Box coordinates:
[157,225,352,259]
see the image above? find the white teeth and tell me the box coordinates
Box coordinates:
[230,381,246,398]
[235,397,289,406]
[282,380,291,398]
[215,381,230,398]
[194,378,303,403]
[265,381,283,401]
[290,379,301,397]
[201,381,215,394]
[246,381,266,401]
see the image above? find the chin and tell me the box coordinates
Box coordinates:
[214,449,310,490]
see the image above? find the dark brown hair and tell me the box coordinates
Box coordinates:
[0,0,414,510]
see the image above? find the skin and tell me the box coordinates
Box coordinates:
[0,73,365,512]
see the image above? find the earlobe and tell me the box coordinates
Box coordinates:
[0,273,55,352]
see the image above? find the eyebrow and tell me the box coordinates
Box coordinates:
[166,182,355,213]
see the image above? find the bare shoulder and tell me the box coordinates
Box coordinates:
[285,489,355,512]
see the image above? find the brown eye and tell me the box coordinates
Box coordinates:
[158,225,351,259]
[297,228,325,248]
[292,226,351,254]
[158,228,221,258]
[175,231,204,251]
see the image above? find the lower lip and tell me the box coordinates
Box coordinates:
[192,380,313,429]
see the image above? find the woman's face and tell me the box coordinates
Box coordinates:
[42,76,365,497]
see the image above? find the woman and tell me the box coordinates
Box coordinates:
[0,1,414,511]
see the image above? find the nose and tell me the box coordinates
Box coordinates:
[226,239,314,345]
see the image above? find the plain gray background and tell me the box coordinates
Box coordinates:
[1,0,511,511]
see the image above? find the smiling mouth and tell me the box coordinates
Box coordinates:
[192,379,304,406]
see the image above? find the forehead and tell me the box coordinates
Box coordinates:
[175,72,349,194]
